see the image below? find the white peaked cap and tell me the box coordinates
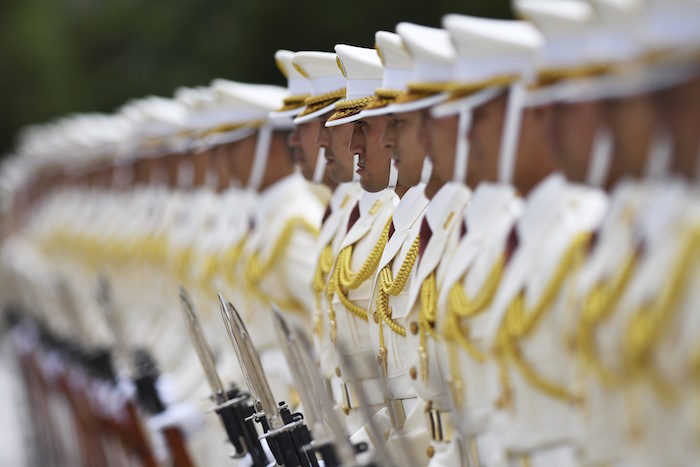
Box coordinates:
[376,31,413,90]
[381,23,457,113]
[640,0,700,54]
[211,79,289,126]
[270,49,312,119]
[359,31,416,117]
[515,0,595,71]
[397,22,455,83]
[119,96,188,156]
[586,0,645,65]
[335,45,383,100]
[292,51,347,124]
[325,45,384,127]
[445,15,544,87]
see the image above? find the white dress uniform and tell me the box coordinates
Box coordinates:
[436,183,523,467]
[484,174,608,467]
[311,182,363,401]
[329,188,398,434]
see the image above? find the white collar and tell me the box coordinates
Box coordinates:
[517,172,567,242]
[330,182,361,212]
[465,182,519,235]
[392,184,429,232]
[425,182,470,232]
[358,188,397,217]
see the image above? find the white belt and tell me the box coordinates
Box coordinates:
[339,377,386,413]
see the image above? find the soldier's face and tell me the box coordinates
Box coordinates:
[288,120,322,181]
[350,115,392,193]
[225,133,257,186]
[427,113,480,190]
[551,100,603,184]
[468,93,508,184]
[604,94,655,181]
[317,121,354,183]
[382,110,430,189]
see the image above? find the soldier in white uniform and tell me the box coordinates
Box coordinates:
[323,44,399,440]
[292,50,364,409]
[361,23,469,466]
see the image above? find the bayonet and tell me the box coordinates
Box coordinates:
[220,296,317,466]
[179,287,267,465]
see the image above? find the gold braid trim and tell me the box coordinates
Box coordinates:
[312,243,334,339]
[245,217,320,285]
[364,88,403,111]
[393,81,453,104]
[535,64,614,88]
[444,255,505,363]
[277,93,311,112]
[494,233,592,408]
[623,226,700,402]
[327,96,376,122]
[328,220,391,332]
[418,272,439,382]
[375,235,420,358]
[223,236,247,287]
[449,74,519,100]
[297,88,346,117]
[577,252,637,388]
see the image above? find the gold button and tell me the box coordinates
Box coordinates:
[426,445,435,458]
[409,367,417,380]
[410,321,419,335]
[335,367,341,377]
[373,312,379,323]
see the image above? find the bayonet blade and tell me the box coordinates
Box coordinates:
[225,300,282,429]
[177,286,226,400]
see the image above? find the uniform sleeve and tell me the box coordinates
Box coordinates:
[281,225,320,316]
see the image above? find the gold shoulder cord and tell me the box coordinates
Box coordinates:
[374,235,420,377]
[327,219,391,345]
[443,256,505,410]
[312,243,334,339]
[222,235,247,287]
[623,225,700,402]
[494,232,592,409]
[418,271,439,383]
[576,252,638,388]
[243,216,319,312]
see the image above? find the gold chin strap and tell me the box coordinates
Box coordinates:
[327,219,391,345]
[394,81,453,105]
[374,235,420,377]
[494,232,592,409]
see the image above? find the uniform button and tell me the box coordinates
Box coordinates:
[409,367,417,380]
[410,322,419,335]
[426,446,435,458]
[373,312,379,323]
[335,367,341,377]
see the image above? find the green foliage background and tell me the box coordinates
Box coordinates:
[0,0,511,156]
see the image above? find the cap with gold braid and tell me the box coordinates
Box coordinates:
[325,44,383,127]
[384,22,456,113]
[358,31,414,117]
[269,50,312,119]
[292,52,346,125]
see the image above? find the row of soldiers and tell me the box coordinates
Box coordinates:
[1,0,700,465]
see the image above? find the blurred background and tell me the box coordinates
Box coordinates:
[0,0,511,158]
